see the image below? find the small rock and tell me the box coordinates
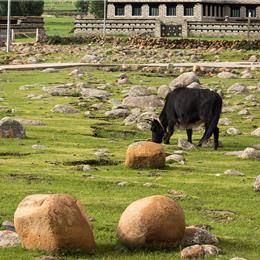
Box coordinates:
[181,244,221,259]
[224,169,245,176]
[238,109,250,116]
[168,190,188,199]
[228,83,248,94]
[251,127,260,137]
[105,109,130,119]
[239,147,260,159]
[248,55,258,63]
[227,128,241,135]
[117,181,128,187]
[42,68,57,73]
[177,139,196,150]
[15,118,45,126]
[157,85,170,98]
[254,175,260,191]
[143,182,158,188]
[0,230,20,247]
[169,72,199,89]
[95,148,110,157]
[52,104,79,113]
[118,74,130,84]
[181,226,219,246]
[218,71,237,79]
[32,145,47,149]
[82,165,92,172]
[166,154,186,165]
[245,94,257,102]
[1,221,15,232]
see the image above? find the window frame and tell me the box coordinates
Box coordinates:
[184,4,194,17]
[166,3,177,17]
[115,4,125,16]
[149,4,159,16]
[132,4,142,16]
[230,5,241,18]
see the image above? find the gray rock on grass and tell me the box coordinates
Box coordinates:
[169,72,199,89]
[52,104,79,113]
[254,175,260,191]
[0,117,26,138]
[177,139,196,150]
[224,169,245,176]
[0,230,20,247]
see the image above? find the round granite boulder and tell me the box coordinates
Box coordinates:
[125,141,166,168]
[117,195,185,248]
[14,194,95,253]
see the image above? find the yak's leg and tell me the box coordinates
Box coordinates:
[186,129,192,143]
[213,127,219,150]
[198,123,209,147]
[163,120,174,144]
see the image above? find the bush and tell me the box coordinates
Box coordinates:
[88,0,104,19]
[75,0,88,13]
[0,0,44,16]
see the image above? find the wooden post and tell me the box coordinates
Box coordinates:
[11,29,14,41]
[36,28,39,42]
[247,11,251,40]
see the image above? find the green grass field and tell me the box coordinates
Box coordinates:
[0,67,259,259]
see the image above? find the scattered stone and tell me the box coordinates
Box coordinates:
[225,151,244,157]
[239,147,260,159]
[248,55,258,63]
[224,169,245,176]
[241,71,253,79]
[227,128,241,135]
[252,144,260,150]
[117,195,185,248]
[228,83,248,94]
[254,175,260,191]
[177,139,196,150]
[136,121,151,131]
[218,71,237,79]
[42,68,57,73]
[168,190,188,199]
[0,230,20,248]
[80,54,99,63]
[84,111,92,117]
[117,181,128,187]
[238,109,250,116]
[122,95,163,109]
[0,117,26,138]
[95,148,110,158]
[186,82,202,89]
[127,86,152,97]
[15,118,45,126]
[52,104,79,113]
[157,85,170,98]
[230,258,248,260]
[202,139,223,148]
[118,74,130,84]
[80,87,110,99]
[82,165,92,172]
[245,94,257,102]
[105,109,130,119]
[166,154,186,165]
[169,72,199,89]
[181,226,219,246]
[251,127,260,137]
[181,244,221,259]
[143,182,158,188]
[202,209,236,221]
[14,194,95,253]
[125,141,166,169]
[32,144,47,149]
[1,221,15,232]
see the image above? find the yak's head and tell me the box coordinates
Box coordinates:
[150,119,165,144]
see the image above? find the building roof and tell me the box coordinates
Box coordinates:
[108,0,259,4]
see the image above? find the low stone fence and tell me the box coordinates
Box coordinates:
[187,21,260,37]
[74,18,158,36]
[0,16,44,42]
[74,18,260,38]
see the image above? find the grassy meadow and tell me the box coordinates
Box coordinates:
[0,67,259,259]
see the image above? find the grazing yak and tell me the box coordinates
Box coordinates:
[151,87,222,150]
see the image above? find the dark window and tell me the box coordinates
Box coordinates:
[246,6,256,17]
[115,4,125,16]
[203,4,207,16]
[149,4,159,16]
[184,4,194,16]
[230,5,240,17]
[166,4,176,16]
[132,4,142,16]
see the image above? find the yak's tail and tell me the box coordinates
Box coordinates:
[200,92,222,143]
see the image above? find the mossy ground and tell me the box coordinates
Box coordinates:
[0,68,259,260]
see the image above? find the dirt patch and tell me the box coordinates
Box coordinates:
[0,152,30,157]
[63,158,121,166]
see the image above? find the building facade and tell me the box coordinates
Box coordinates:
[107,0,260,22]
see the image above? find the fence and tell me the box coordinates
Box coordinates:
[74,18,260,38]
[0,16,44,42]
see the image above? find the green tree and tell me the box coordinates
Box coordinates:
[88,0,104,19]
[75,0,88,13]
[0,0,44,16]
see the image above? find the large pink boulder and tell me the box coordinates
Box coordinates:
[125,141,166,168]
[14,194,95,253]
[117,195,185,248]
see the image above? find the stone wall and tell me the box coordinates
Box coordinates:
[75,18,157,36]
